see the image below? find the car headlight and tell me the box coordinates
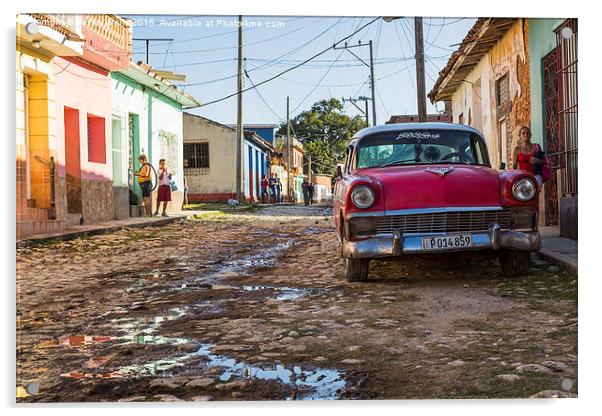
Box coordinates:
[350,185,375,209]
[512,178,537,201]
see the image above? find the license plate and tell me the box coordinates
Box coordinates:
[422,234,472,251]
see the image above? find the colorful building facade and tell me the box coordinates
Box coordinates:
[16,14,85,237]
[112,63,200,215]
[528,19,578,238]
[428,18,531,171]
[183,113,273,203]
[52,14,132,226]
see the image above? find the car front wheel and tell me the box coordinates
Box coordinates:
[499,249,531,277]
[345,258,370,282]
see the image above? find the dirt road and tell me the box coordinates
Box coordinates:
[16,205,577,401]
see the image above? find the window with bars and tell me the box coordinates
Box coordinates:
[184,142,209,168]
[495,73,510,109]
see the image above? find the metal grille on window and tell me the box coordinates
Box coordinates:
[555,19,578,197]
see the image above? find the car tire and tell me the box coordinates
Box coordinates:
[345,258,370,282]
[499,249,531,277]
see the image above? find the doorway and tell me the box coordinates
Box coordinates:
[64,107,82,214]
[543,49,560,226]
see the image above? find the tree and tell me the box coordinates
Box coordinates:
[276,98,367,176]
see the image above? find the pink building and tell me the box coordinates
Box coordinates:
[53,15,132,226]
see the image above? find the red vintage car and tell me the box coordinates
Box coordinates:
[334,123,541,281]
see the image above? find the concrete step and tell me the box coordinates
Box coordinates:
[16,207,49,221]
[17,219,65,239]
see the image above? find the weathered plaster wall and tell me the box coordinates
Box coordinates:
[450,19,531,169]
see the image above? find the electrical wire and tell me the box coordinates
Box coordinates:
[197,17,380,107]
[177,18,344,88]
[244,64,284,121]
[136,17,326,55]
[291,47,346,114]
[423,18,467,27]
[394,19,417,95]
[131,16,306,51]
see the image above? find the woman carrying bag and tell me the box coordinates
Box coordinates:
[155,159,173,217]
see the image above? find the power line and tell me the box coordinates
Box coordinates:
[198,17,381,108]
[291,48,346,114]
[177,18,344,87]
[251,66,368,88]
[423,17,467,27]
[135,17,327,55]
[425,17,445,54]
[243,65,284,121]
[394,19,417,95]
[131,16,306,51]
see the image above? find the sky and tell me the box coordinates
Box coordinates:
[126,15,477,126]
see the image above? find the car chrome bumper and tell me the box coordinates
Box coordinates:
[341,223,541,258]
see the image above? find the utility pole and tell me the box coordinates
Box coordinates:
[414,17,427,122]
[342,96,372,126]
[334,41,377,126]
[235,15,243,201]
[308,154,312,183]
[286,96,292,202]
[369,40,377,126]
[132,38,174,66]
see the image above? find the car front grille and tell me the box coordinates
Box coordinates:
[376,208,513,235]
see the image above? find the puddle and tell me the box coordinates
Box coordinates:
[58,303,347,399]
[194,344,346,400]
[209,284,315,301]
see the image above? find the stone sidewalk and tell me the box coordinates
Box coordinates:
[537,226,578,275]
[15,210,208,246]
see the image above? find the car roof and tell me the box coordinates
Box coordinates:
[351,122,484,143]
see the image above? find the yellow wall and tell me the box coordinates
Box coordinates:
[183,114,237,195]
[16,49,57,210]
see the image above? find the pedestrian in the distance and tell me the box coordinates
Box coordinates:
[182,175,188,208]
[155,158,172,217]
[133,154,152,217]
[302,179,309,206]
[269,174,277,204]
[275,175,282,203]
[260,176,269,204]
[308,181,315,206]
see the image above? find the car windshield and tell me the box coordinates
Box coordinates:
[355,129,490,169]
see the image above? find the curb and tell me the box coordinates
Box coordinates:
[536,249,578,275]
[16,215,187,248]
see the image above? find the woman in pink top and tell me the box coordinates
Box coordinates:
[155,159,172,217]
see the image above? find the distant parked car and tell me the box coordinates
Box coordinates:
[333,123,541,282]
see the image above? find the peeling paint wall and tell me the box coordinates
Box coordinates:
[450,19,531,169]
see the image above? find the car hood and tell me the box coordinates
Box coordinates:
[360,164,502,212]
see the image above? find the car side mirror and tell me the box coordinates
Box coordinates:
[336,165,343,178]
[499,162,506,170]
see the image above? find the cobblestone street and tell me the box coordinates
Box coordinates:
[16,205,577,402]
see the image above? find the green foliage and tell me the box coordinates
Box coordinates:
[276,98,367,175]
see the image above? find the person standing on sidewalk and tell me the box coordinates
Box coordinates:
[260,176,269,204]
[133,154,152,217]
[154,158,172,217]
[275,174,282,203]
[307,181,315,206]
[269,174,277,204]
[302,179,309,206]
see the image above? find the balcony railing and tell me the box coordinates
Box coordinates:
[82,14,132,70]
